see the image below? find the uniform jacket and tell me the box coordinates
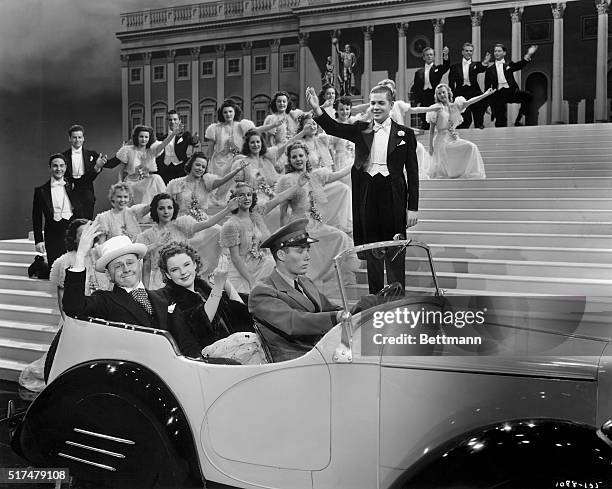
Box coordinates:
[249,269,341,362]
[314,110,419,246]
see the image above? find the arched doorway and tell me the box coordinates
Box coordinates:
[525,72,548,125]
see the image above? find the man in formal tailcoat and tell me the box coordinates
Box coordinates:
[307,84,419,294]
[249,219,343,362]
[32,154,83,269]
[155,110,200,184]
[485,43,538,127]
[62,124,110,219]
[449,43,491,129]
[411,46,450,129]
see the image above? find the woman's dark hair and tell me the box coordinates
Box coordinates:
[240,129,268,157]
[334,96,353,110]
[269,91,293,114]
[149,193,179,223]
[297,112,316,133]
[184,152,208,175]
[284,141,312,174]
[217,99,242,123]
[318,84,339,105]
[229,182,257,213]
[158,241,202,284]
[131,125,156,148]
[64,218,89,252]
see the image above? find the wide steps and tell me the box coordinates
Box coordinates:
[485,170,612,178]
[0,303,60,324]
[420,198,612,210]
[0,318,59,343]
[0,337,48,364]
[0,288,58,309]
[415,219,612,234]
[420,177,612,189]
[0,359,29,383]
[418,209,612,221]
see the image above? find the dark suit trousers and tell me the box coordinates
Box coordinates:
[491,87,533,127]
[45,218,70,268]
[417,88,436,128]
[73,184,95,220]
[361,173,406,294]
[455,85,486,128]
[157,162,186,184]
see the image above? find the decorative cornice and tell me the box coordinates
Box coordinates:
[433,18,445,34]
[190,47,200,59]
[510,6,524,24]
[269,38,281,52]
[470,10,483,27]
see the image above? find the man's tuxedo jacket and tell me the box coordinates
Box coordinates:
[448,60,487,95]
[412,58,450,101]
[155,131,196,166]
[485,58,530,91]
[314,110,419,247]
[32,180,81,244]
[62,148,102,191]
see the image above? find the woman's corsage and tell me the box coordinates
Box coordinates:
[309,190,323,223]
[447,121,459,141]
[248,236,265,260]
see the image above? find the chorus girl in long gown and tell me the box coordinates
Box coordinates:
[136,193,240,290]
[108,124,180,204]
[204,99,281,205]
[294,112,353,233]
[318,84,339,119]
[276,142,359,295]
[263,91,305,148]
[426,84,494,179]
[329,96,356,185]
[93,183,149,244]
[220,180,305,295]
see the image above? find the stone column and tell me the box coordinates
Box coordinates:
[190,47,200,135]
[362,25,374,96]
[510,7,524,87]
[166,49,176,109]
[396,23,408,100]
[270,39,281,95]
[143,52,152,126]
[121,54,130,140]
[551,3,566,124]
[242,42,253,120]
[470,11,483,60]
[433,18,445,65]
[216,44,225,104]
[331,29,341,92]
[298,32,310,101]
[595,0,609,122]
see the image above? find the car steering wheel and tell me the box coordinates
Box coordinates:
[376,282,404,299]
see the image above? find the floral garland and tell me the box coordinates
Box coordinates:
[258,182,275,199]
[189,193,208,222]
[447,119,459,141]
[248,236,265,260]
[309,190,323,222]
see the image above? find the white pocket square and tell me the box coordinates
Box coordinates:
[176,137,183,144]
[89,156,93,162]
[398,140,406,146]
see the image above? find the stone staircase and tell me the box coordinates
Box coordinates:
[0,123,610,382]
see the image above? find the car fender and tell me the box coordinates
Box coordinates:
[12,360,203,487]
[388,418,612,489]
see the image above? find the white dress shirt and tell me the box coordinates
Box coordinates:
[368,117,391,177]
[495,60,510,89]
[50,179,73,221]
[163,136,181,166]
[71,147,84,179]
[462,58,471,86]
[120,281,147,294]
[424,63,433,90]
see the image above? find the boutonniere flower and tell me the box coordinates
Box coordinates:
[167,303,176,313]
[397,130,405,137]
[177,137,183,144]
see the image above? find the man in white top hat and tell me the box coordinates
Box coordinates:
[62,222,169,329]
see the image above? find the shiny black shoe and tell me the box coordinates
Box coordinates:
[514,121,524,126]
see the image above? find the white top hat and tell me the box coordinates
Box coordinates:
[95,235,147,272]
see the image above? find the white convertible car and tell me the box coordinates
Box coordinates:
[9,241,612,488]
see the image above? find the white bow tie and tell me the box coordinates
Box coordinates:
[373,119,391,132]
[496,60,505,65]
[72,148,82,154]
[51,179,66,187]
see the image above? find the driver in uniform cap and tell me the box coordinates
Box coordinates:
[248,218,344,362]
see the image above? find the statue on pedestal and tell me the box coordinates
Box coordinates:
[322,56,335,87]
[333,38,357,96]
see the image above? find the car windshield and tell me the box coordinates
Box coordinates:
[330,239,440,312]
